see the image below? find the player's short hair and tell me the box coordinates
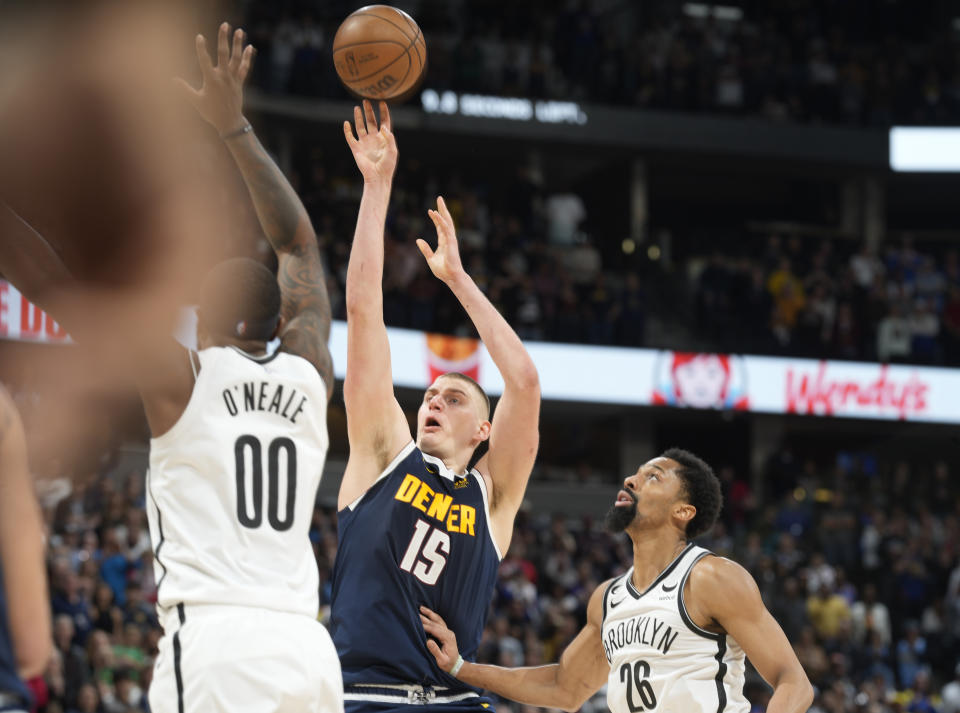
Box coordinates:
[198,258,281,342]
[661,447,722,539]
[439,372,490,421]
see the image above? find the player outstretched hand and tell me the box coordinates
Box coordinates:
[175,22,255,135]
[419,606,461,674]
[344,100,398,185]
[417,197,464,284]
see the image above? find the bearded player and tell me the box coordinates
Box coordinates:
[422,449,813,713]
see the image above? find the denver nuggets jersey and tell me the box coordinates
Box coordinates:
[0,562,31,707]
[330,442,501,689]
[146,346,329,618]
[602,544,749,713]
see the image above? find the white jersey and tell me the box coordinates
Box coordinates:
[146,345,329,619]
[601,544,749,713]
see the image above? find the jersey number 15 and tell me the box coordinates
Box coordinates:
[400,519,450,585]
[234,435,297,532]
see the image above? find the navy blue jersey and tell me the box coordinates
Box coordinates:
[330,442,502,689]
[0,562,32,706]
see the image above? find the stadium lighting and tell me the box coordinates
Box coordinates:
[889,126,960,171]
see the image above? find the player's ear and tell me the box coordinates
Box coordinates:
[475,420,491,444]
[674,502,696,528]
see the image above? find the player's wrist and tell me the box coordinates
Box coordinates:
[448,654,465,677]
[220,116,253,140]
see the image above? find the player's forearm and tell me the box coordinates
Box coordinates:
[224,127,316,255]
[457,661,581,712]
[345,180,391,319]
[444,273,539,391]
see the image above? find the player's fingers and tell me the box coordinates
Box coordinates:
[426,639,443,658]
[217,22,231,67]
[238,46,256,83]
[354,106,367,136]
[196,35,215,76]
[437,196,453,225]
[379,101,392,132]
[363,99,378,131]
[415,238,434,260]
[343,121,358,147]
[230,27,244,70]
[421,606,446,625]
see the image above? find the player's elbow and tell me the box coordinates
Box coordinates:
[559,691,588,713]
[16,637,52,679]
[799,678,815,709]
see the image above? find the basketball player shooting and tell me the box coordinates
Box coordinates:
[0,23,342,713]
[330,100,541,712]
[422,450,814,713]
[0,387,51,713]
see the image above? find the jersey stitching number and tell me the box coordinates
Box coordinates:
[399,519,451,586]
[620,660,657,712]
[234,435,298,532]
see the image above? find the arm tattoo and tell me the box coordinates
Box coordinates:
[277,245,334,389]
[231,133,334,384]
[237,137,308,253]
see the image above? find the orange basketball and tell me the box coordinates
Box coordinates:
[332,5,427,101]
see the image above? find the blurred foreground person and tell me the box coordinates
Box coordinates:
[0,386,51,713]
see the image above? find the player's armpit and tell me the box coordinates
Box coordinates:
[689,557,814,713]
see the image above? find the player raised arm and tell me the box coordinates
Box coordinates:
[417,199,540,550]
[687,557,813,713]
[0,388,51,678]
[419,582,609,712]
[176,23,333,393]
[339,100,410,509]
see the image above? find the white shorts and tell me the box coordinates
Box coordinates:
[150,604,343,713]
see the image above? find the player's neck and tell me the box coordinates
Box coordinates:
[628,530,688,593]
[420,443,471,476]
[216,338,270,356]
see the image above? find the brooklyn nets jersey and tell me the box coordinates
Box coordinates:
[146,346,329,619]
[601,544,749,713]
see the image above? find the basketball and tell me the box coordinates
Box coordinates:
[332,5,427,101]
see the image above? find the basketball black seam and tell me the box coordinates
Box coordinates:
[352,11,417,44]
[338,27,421,88]
[334,39,408,52]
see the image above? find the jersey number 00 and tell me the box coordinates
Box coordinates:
[234,435,298,532]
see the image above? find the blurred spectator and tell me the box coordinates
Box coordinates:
[851,583,892,647]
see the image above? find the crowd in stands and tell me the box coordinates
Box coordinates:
[262,143,960,367]
[237,0,960,127]
[691,236,960,365]
[25,441,960,713]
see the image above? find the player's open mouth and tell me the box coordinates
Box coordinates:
[424,417,441,432]
[615,490,636,507]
